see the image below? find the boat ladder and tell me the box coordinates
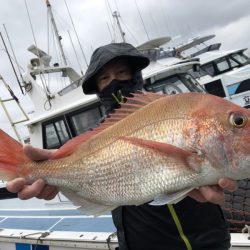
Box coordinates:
[0,74,29,142]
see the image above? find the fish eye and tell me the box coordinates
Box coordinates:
[229,112,248,128]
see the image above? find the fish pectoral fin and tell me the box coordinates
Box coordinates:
[118,136,202,171]
[149,188,194,205]
[60,188,116,217]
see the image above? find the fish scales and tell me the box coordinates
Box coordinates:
[29,97,200,203]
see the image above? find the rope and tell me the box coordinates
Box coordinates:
[168,204,192,250]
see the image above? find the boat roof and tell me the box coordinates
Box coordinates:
[195,48,247,65]
[137,37,171,50]
[175,35,215,52]
[143,57,199,79]
[26,94,98,126]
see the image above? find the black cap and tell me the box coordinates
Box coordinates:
[82,43,150,94]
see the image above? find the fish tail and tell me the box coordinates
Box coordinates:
[0,129,30,181]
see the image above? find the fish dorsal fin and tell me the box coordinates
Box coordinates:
[104,92,164,124]
[51,92,164,159]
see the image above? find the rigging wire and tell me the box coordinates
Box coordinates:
[24,0,50,101]
[47,8,50,56]
[67,30,84,76]
[119,17,139,45]
[105,0,115,41]
[149,13,160,38]
[159,0,171,36]
[106,22,113,42]
[0,49,25,72]
[24,0,37,45]
[134,0,150,41]
[64,0,88,69]
[3,24,25,83]
[113,16,119,42]
[113,0,120,14]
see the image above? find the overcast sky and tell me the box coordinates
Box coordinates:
[0,0,250,140]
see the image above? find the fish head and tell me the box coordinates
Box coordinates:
[187,93,250,179]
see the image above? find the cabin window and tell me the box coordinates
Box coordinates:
[69,106,103,136]
[228,58,239,68]
[44,124,59,148]
[55,120,70,144]
[44,120,70,149]
[198,52,249,78]
[200,63,215,76]
[42,102,103,149]
[215,58,230,72]
[227,79,250,96]
[204,80,226,97]
[231,53,249,65]
[144,75,183,94]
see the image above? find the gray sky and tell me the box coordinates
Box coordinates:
[0,0,250,139]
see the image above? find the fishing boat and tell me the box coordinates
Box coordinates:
[0,1,249,249]
[163,34,250,109]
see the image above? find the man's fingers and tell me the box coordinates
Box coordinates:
[17,179,46,200]
[188,189,207,203]
[36,185,59,200]
[23,145,55,161]
[198,185,225,204]
[218,178,237,192]
[6,178,26,193]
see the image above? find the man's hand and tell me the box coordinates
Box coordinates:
[188,178,237,204]
[6,145,59,200]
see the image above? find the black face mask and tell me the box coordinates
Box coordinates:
[99,79,139,113]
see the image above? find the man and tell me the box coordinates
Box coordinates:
[7,43,236,250]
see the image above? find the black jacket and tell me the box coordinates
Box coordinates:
[113,198,230,250]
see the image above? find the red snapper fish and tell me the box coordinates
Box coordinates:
[0,92,250,215]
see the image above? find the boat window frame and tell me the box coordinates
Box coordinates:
[143,74,185,94]
[203,79,226,97]
[66,102,104,137]
[197,51,250,78]
[42,116,71,149]
[230,52,249,66]
[42,101,104,149]
[200,62,216,77]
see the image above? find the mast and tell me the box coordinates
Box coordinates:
[45,0,67,66]
[112,11,126,42]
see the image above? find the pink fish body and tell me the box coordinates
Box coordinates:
[0,92,250,215]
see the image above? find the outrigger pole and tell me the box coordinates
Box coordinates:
[0,32,24,95]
